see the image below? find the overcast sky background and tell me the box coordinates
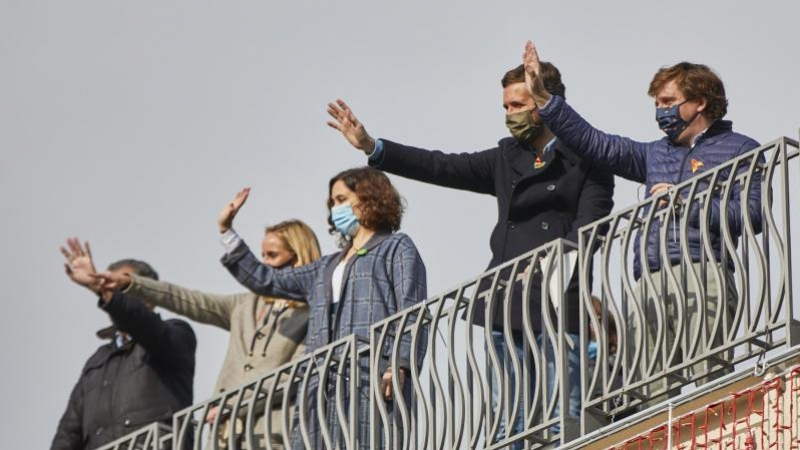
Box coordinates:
[2,1,799,447]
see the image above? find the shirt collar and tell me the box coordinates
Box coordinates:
[114,331,130,348]
[542,137,557,153]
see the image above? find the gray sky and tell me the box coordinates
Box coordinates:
[2,1,799,447]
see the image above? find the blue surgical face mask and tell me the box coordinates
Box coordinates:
[587,340,598,360]
[656,100,695,142]
[331,203,360,237]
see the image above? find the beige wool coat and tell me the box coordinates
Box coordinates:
[123,274,309,448]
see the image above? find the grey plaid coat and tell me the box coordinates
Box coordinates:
[221,231,427,449]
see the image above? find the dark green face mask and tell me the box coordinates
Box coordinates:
[505,109,544,143]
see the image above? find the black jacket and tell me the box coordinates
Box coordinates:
[50,292,196,450]
[372,137,614,333]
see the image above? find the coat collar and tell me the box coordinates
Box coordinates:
[505,137,578,177]
[321,231,394,343]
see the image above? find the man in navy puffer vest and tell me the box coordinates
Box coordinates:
[522,40,763,409]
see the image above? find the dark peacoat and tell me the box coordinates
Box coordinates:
[371,137,614,334]
[50,292,196,450]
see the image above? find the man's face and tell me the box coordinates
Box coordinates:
[655,80,705,144]
[503,82,539,117]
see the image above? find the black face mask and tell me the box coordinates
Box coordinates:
[656,100,699,142]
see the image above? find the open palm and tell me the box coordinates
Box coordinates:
[60,238,99,291]
[326,99,375,152]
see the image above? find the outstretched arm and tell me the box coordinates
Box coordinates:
[328,98,498,195]
[523,41,649,183]
[217,189,318,300]
[103,291,197,369]
[96,271,240,331]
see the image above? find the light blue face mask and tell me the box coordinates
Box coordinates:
[331,203,360,237]
[587,340,598,360]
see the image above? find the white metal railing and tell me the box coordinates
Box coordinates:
[98,135,799,450]
[577,137,800,431]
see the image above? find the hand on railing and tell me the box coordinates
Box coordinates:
[650,183,684,209]
[380,366,407,401]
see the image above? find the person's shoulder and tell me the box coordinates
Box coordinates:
[82,343,114,370]
[163,318,196,335]
[709,124,760,154]
[384,232,423,255]
[497,136,519,150]
[387,231,414,243]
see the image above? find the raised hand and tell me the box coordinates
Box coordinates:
[326,99,376,154]
[60,238,100,292]
[523,41,551,106]
[218,188,250,234]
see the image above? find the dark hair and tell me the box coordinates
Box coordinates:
[327,167,404,235]
[107,259,159,281]
[501,61,566,100]
[648,62,728,120]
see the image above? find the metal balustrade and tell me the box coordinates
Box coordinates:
[576,137,800,431]
[171,335,368,450]
[370,239,579,449]
[95,422,171,450]
[97,135,800,450]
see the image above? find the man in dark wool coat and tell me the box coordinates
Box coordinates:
[327,60,614,447]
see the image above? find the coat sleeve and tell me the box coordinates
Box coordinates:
[124,274,241,331]
[50,379,84,450]
[102,293,197,370]
[538,95,649,183]
[372,139,498,195]
[688,138,764,236]
[388,235,428,370]
[220,239,321,300]
[565,164,615,244]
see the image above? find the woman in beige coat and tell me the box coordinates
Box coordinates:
[91,220,321,449]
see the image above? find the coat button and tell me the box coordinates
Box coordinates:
[244,364,253,372]
[124,419,131,426]
[511,180,517,187]
[547,184,556,191]
[95,427,104,436]
[508,221,515,229]
[255,332,265,340]
[541,222,550,230]
[102,380,109,387]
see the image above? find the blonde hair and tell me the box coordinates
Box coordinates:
[266,220,322,267]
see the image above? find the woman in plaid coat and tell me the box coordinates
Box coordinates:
[217,167,428,449]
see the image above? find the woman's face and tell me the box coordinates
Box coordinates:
[260,232,296,268]
[330,179,362,216]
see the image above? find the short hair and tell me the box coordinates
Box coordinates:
[501,61,566,100]
[648,62,728,120]
[107,259,159,281]
[265,220,322,267]
[327,167,404,235]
